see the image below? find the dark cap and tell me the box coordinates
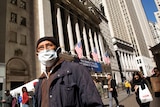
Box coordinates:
[36,36,58,48]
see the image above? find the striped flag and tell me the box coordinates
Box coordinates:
[75,41,83,58]
[92,48,99,62]
[103,52,110,65]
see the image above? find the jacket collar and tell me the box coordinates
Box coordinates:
[39,57,65,79]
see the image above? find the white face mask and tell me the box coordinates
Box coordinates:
[38,49,58,67]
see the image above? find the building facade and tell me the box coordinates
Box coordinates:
[0,0,121,95]
[103,0,156,78]
[0,0,36,100]
[150,0,160,70]
[33,0,121,83]
[149,21,160,45]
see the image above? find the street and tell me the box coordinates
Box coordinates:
[102,90,139,107]
[102,89,160,107]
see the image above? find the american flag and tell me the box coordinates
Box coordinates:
[92,48,99,62]
[75,41,83,58]
[103,52,110,65]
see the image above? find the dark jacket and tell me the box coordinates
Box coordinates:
[131,78,147,97]
[3,94,12,107]
[110,79,118,97]
[35,60,103,107]
[131,77,151,105]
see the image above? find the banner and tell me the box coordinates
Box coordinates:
[74,58,102,72]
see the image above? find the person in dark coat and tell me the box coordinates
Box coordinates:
[131,72,150,107]
[1,90,12,107]
[106,73,119,107]
[34,36,103,107]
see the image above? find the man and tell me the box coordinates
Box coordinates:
[1,90,12,107]
[34,36,103,107]
[152,67,160,77]
[107,73,119,107]
[151,67,160,97]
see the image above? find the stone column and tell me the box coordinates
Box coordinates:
[75,19,83,57]
[89,29,94,53]
[120,52,125,70]
[83,26,90,59]
[131,55,134,70]
[124,53,129,69]
[94,32,101,61]
[127,54,132,69]
[42,0,53,36]
[98,34,105,62]
[37,0,45,38]
[67,13,75,55]
[56,7,65,53]
[75,19,81,43]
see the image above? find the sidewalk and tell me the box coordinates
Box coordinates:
[102,89,133,107]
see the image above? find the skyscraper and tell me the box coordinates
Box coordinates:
[103,0,155,77]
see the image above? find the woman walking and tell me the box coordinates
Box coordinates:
[131,72,151,107]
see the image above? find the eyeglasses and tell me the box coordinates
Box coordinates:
[37,41,56,52]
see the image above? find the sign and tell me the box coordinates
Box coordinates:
[74,58,102,72]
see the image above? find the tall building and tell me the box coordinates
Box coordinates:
[103,0,156,77]
[0,0,36,92]
[149,21,160,45]
[154,0,160,43]
[150,0,160,69]
[154,0,160,27]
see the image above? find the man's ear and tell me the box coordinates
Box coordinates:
[36,52,38,56]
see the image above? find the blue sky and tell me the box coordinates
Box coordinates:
[142,0,158,22]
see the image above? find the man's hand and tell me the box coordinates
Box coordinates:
[1,99,6,103]
[109,88,113,91]
[134,85,139,92]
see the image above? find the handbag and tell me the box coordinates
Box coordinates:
[139,84,153,103]
[150,77,160,92]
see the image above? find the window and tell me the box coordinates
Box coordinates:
[20,17,26,26]
[10,12,17,23]
[20,34,27,45]
[10,0,17,5]
[9,31,17,43]
[20,0,26,9]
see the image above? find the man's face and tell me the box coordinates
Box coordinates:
[37,40,56,53]
[107,75,111,79]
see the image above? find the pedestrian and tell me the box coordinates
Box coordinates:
[106,73,119,107]
[31,82,37,107]
[124,80,131,95]
[34,36,103,107]
[1,90,12,107]
[146,67,160,107]
[22,87,29,107]
[94,78,104,98]
[131,72,151,107]
[17,93,22,107]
